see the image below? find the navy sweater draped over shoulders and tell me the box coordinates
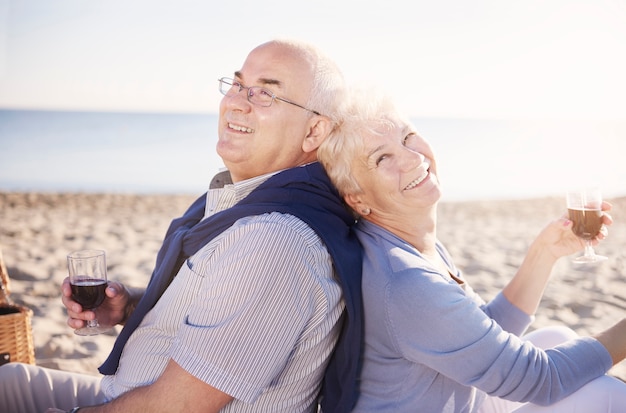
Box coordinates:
[98,162,362,412]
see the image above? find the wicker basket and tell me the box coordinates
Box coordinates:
[0,250,35,365]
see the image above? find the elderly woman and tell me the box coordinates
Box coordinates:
[318,89,626,412]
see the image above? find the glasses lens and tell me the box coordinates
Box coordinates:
[247,86,274,107]
[217,78,274,108]
[219,78,234,95]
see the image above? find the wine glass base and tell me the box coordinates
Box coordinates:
[572,255,608,264]
[74,326,112,336]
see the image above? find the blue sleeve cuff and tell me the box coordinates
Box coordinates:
[583,336,614,373]
[484,292,534,336]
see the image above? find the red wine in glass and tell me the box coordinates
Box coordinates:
[70,277,107,310]
[67,249,112,335]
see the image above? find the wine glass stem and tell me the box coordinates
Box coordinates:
[584,242,595,257]
[86,319,99,328]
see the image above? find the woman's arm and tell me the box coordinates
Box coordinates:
[594,318,626,365]
[502,202,611,315]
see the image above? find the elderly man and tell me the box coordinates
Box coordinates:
[0,39,362,413]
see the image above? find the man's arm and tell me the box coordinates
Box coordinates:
[72,360,233,413]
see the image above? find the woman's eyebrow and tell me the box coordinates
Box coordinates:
[367,144,385,159]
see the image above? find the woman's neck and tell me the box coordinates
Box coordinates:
[365,205,438,253]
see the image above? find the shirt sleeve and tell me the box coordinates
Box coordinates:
[385,261,612,405]
[170,213,335,403]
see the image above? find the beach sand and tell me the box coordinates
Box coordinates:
[1,192,626,381]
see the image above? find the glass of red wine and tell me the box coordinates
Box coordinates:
[67,249,111,335]
[566,188,607,264]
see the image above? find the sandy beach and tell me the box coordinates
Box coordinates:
[1,191,626,380]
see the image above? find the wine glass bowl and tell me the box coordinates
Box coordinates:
[566,188,607,264]
[67,249,112,335]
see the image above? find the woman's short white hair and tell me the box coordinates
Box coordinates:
[319,86,407,198]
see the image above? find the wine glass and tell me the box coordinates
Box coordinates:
[67,249,112,335]
[566,188,607,264]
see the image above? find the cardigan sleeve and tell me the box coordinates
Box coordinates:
[385,263,612,405]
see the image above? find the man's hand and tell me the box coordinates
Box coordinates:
[61,278,131,329]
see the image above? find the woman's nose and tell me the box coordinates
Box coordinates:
[400,148,426,171]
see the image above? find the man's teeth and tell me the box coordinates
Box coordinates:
[229,123,254,133]
[404,169,429,190]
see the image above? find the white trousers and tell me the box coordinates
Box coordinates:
[0,362,105,413]
[479,326,626,413]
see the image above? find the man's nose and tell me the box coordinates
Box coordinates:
[223,87,252,110]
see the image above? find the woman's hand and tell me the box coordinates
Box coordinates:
[503,201,613,315]
[536,201,612,260]
[61,277,131,330]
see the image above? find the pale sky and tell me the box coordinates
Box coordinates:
[1,0,626,120]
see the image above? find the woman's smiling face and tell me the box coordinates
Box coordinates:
[345,118,442,221]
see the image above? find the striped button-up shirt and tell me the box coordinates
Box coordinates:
[101,172,344,412]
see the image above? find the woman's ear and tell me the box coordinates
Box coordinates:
[302,116,333,153]
[344,193,364,214]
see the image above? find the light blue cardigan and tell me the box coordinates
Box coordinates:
[353,219,612,412]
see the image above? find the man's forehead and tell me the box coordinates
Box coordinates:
[238,45,311,87]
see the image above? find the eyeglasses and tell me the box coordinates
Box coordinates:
[218,77,321,116]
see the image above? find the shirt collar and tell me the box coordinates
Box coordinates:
[203,170,278,219]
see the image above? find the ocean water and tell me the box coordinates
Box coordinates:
[1,109,625,202]
[0,110,220,195]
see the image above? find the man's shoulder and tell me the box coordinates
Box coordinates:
[192,212,326,258]
[230,212,326,248]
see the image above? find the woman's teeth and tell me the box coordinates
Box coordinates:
[404,169,429,190]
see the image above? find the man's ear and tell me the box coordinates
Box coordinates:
[302,116,333,153]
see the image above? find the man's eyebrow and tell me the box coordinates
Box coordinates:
[233,71,281,87]
[259,78,281,87]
